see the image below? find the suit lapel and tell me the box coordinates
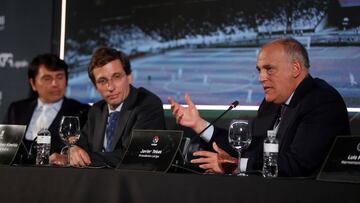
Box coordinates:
[48,98,67,132]
[277,75,315,150]
[252,101,280,138]
[252,113,276,137]
[24,99,38,125]
[93,103,109,151]
[110,86,137,151]
[110,110,132,151]
[277,106,297,150]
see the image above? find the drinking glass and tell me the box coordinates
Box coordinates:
[59,116,81,165]
[228,119,252,176]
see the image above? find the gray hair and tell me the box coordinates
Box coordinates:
[266,38,310,69]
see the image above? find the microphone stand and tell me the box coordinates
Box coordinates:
[27,137,38,160]
[197,101,239,135]
[174,100,239,172]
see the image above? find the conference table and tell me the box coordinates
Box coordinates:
[0,165,359,203]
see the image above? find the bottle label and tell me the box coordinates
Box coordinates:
[264,143,278,153]
[37,135,51,144]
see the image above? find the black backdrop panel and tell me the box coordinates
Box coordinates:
[0,0,54,121]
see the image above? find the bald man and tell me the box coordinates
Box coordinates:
[168,38,350,177]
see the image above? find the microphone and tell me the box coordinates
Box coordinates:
[20,140,30,157]
[197,100,239,135]
[27,137,38,159]
[14,137,37,165]
[173,101,239,171]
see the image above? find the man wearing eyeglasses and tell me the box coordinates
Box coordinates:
[3,54,89,164]
[68,47,165,167]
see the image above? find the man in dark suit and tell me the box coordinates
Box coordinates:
[69,48,165,167]
[3,54,89,164]
[168,38,350,177]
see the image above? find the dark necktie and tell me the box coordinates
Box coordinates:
[105,111,120,152]
[274,104,288,129]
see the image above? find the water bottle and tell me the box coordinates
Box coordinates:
[263,130,279,178]
[36,128,51,165]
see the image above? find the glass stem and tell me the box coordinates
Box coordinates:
[237,149,242,172]
[67,146,70,166]
[61,145,70,166]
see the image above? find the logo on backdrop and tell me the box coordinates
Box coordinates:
[0,53,28,69]
[0,15,5,31]
[357,143,360,152]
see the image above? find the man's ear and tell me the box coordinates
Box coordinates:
[127,74,133,84]
[292,60,302,78]
[29,79,37,91]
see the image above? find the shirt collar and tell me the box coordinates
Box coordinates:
[107,103,123,114]
[37,98,63,112]
[284,92,294,106]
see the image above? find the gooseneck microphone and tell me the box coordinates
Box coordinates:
[171,101,239,171]
[15,138,37,164]
[197,100,239,135]
[27,137,38,159]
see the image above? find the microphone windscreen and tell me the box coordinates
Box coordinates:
[231,100,239,108]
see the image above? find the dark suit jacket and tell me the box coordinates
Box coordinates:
[3,97,89,164]
[77,85,166,167]
[212,75,351,177]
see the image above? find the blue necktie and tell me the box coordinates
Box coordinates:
[105,111,120,152]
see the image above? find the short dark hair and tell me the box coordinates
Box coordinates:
[270,38,310,69]
[88,47,131,85]
[28,53,69,81]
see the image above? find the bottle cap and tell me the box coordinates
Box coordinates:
[267,130,276,137]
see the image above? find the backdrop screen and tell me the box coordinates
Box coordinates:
[64,0,360,108]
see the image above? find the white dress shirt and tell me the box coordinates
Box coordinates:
[25,99,63,141]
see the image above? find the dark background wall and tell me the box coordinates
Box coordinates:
[0,0,59,121]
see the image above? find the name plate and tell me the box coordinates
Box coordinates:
[117,130,183,172]
[317,135,360,183]
[0,125,26,165]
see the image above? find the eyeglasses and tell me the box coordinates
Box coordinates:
[95,73,126,87]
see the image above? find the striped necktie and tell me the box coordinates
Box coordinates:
[105,111,121,152]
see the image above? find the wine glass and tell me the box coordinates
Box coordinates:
[228,119,252,176]
[59,116,81,165]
